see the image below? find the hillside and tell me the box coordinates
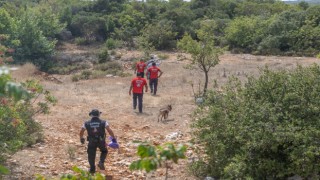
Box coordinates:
[4,44,320,179]
[283,0,320,4]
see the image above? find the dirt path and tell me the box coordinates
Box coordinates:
[5,51,320,180]
[5,54,197,180]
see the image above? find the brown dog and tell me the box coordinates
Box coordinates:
[158,105,172,122]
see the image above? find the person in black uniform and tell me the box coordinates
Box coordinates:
[79,109,117,174]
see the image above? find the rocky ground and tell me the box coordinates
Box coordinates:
[4,44,320,180]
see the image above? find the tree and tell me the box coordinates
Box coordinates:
[139,21,177,50]
[224,16,269,52]
[160,0,195,38]
[192,64,320,179]
[113,4,147,47]
[13,9,57,63]
[178,20,224,96]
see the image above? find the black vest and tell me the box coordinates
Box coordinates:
[84,117,106,139]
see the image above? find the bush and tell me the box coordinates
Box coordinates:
[36,166,105,180]
[91,70,106,79]
[71,70,112,81]
[157,53,169,60]
[105,38,116,49]
[75,37,89,46]
[71,74,80,82]
[80,70,92,80]
[98,48,110,63]
[192,64,320,179]
[48,64,90,75]
[0,77,56,164]
[69,13,108,42]
[95,61,122,72]
[130,142,187,179]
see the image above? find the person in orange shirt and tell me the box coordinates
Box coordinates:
[134,59,147,78]
[129,73,148,113]
[147,62,163,96]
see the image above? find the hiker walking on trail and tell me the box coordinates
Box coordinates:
[147,62,163,96]
[134,59,146,78]
[129,73,148,113]
[80,109,117,174]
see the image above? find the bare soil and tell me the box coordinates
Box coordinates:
[4,44,320,180]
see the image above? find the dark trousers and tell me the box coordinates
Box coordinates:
[87,139,108,172]
[149,78,158,95]
[137,72,144,78]
[133,93,143,113]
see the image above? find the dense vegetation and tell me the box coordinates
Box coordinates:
[0,0,319,71]
[192,64,320,178]
[0,38,56,176]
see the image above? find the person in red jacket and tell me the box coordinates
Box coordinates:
[129,73,148,113]
[134,59,147,78]
[147,62,163,96]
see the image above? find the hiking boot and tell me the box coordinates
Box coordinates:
[98,162,105,170]
[89,169,95,175]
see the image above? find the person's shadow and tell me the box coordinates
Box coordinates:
[105,175,113,180]
[135,112,151,116]
[162,118,175,124]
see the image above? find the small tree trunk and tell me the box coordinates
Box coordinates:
[203,70,209,96]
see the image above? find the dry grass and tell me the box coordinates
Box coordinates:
[11,63,38,82]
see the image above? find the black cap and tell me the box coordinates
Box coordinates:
[152,62,156,66]
[89,109,101,117]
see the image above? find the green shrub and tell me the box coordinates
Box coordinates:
[91,70,106,79]
[192,64,320,179]
[95,61,122,72]
[130,142,187,179]
[0,165,9,175]
[71,74,80,82]
[80,70,92,80]
[317,53,320,59]
[75,37,89,46]
[36,166,105,180]
[98,48,110,63]
[0,77,56,164]
[118,72,132,77]
[105,38,116,49]
[48,64,88,75]
[188,160,208,178]
[32,58,55,72]
[158,54,169,60]
[71,70,108,81]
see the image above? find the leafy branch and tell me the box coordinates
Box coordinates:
[130,142,187,180]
